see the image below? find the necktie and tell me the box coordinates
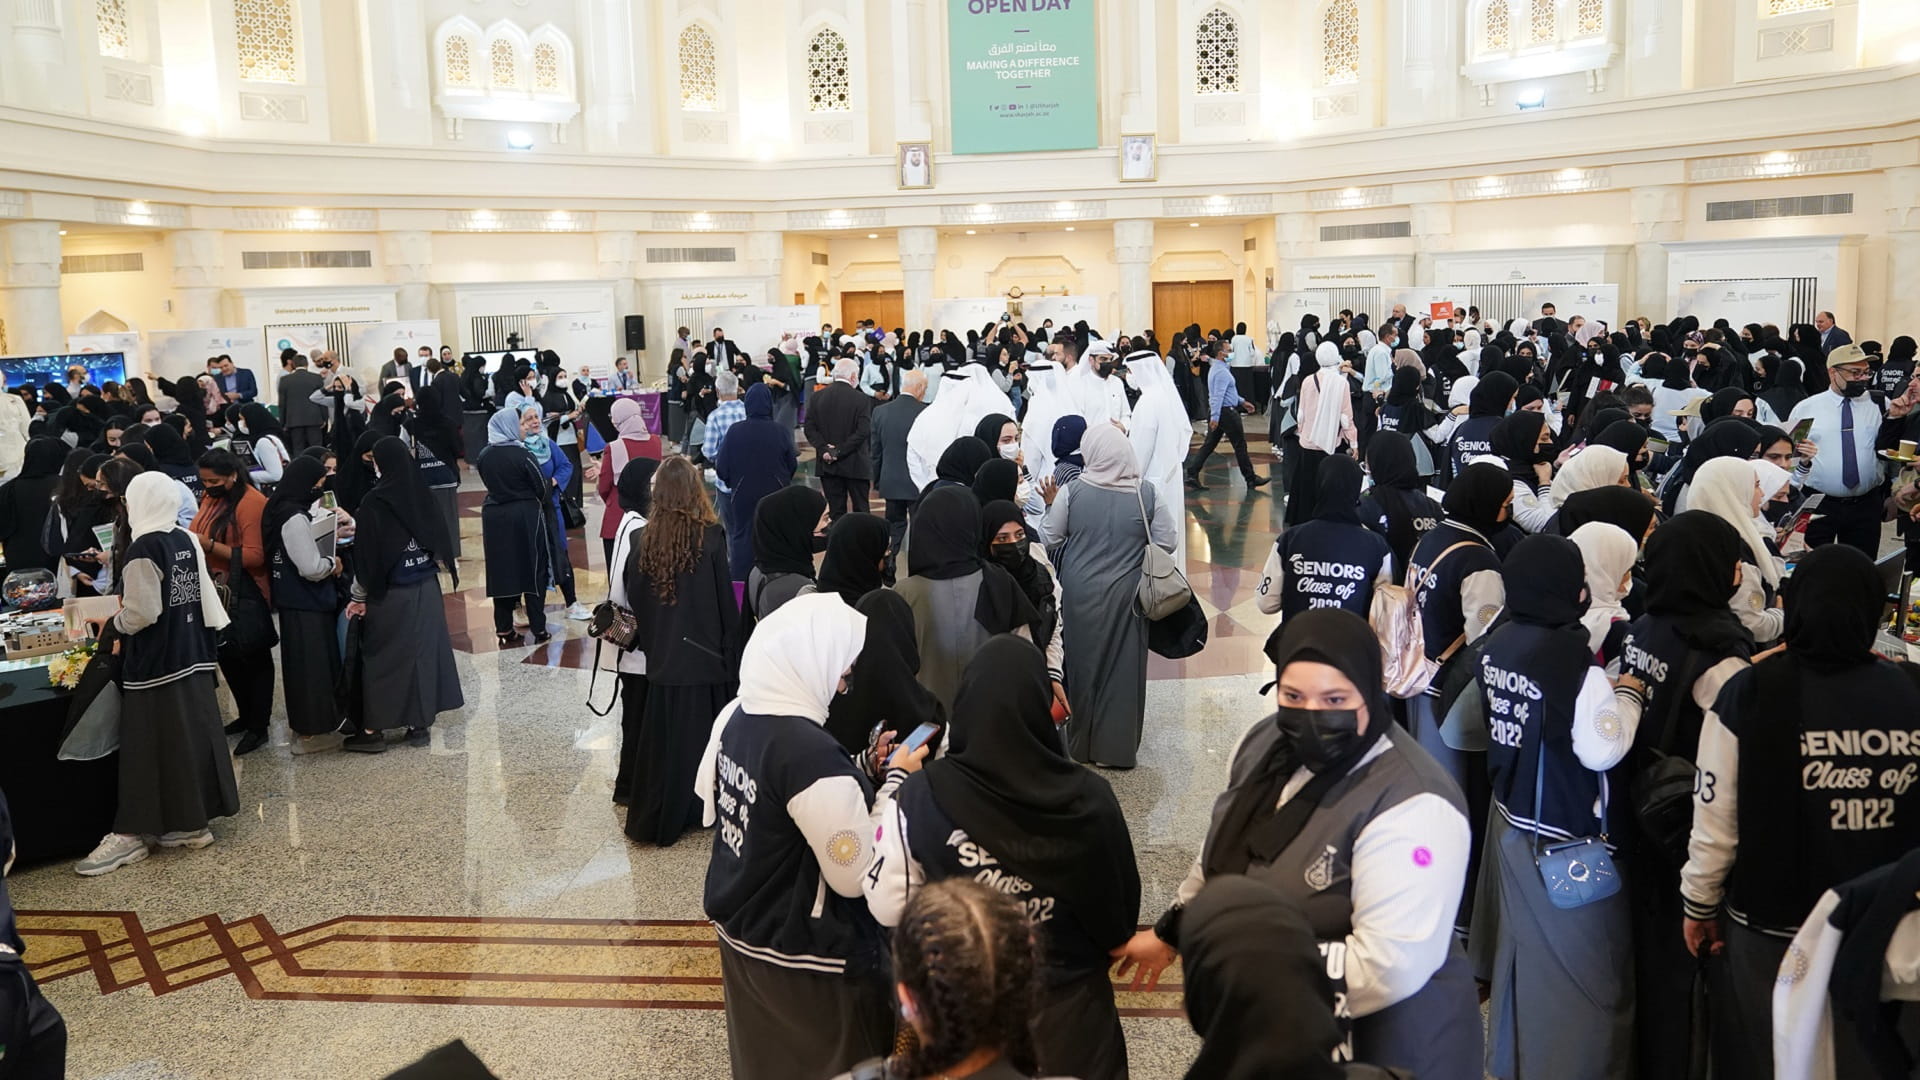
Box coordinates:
[1841,397,1859,491]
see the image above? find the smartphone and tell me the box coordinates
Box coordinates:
[899,722,942,756]
[322,490,338,511]
[1789,417,1815,445]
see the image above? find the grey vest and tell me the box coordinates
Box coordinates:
[1200,721,1482,1080]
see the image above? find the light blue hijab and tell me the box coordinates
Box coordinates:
[485,405,553,465]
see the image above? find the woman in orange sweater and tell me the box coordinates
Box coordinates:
[191,448,275,757]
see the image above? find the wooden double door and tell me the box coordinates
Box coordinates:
[1152,280,1236,340]
[841,290,904,333]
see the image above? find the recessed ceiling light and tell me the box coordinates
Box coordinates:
[58,229,67,236]
[506,130,535,151]
[965,229,976,235]
[1189,222,1199,228]
[1064,226,1075,232]
[867,233,878,239]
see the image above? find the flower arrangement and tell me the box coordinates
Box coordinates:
[47,641,98,690]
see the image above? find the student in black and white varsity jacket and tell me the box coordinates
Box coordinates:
[696,593,930,1080]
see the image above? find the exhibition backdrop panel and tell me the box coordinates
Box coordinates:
[947,0,1097,154]
[1020,294,1099,331]
[347,321,447,385]
[67,333,144,373]
[690,305,821,360]
[1676,280,1806,328]
[146,327,269,382]
[931,298,1008,335]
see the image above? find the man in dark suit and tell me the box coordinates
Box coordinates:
[870,367,928,563]
[1531,302,1568,338]
[211,354,258,404]
[1815,310,1852,355]
[276,348,326,453]
[803,358,874,520]
[379,347,431,397]
[707,328,738,371]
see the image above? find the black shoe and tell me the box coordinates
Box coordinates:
[1185,474,1210,490]
[1247,475,1272,489]
[342,731,387,754]
[233,730,268,756]
[223,719,249,736]
[495,631,524,647]
[404,728,430,748]
[530,629,553,645]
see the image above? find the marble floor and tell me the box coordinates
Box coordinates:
[9,424,1291,1080]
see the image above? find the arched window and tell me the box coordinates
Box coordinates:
[1766,0,1831,12]
[1195,8,1239,95]
[234,0,297,83]
[489,38,520,90]
[1484,0,1511,49]
[679,24,719,111]
[1526,0,1557,44]
[97,0,130,58]
[1322,0,1360,85]
[442,33,476,88]
[533,41,561,93]
[1576,0,1604,34]
[806,27,850,113]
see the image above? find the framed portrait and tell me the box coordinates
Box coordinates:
[897,141,933,190]
[1119,133,1157,183]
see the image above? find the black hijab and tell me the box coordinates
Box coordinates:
[238,402,284,441]
[1595,419,1649,461]
[908,487,1038,635]
[1311,453,1364,526]
[1489,410,1549,489]
[1670,417,1761,505]
[1385,364,1437,434]
[616,458,657,516]
[925,635,1138,947]
[1642,511,1752,658]
[1502,534,1591,649]
[1364,431,1424,568]
[1205,610,1392,880]
[751,484,827,579]
[970,413,1015,450]
[1782,543,1884,674]
[1558,485,1657,541]
[971,457,1019,506]
[1444,462,1514,538]
[261,455,329,561]
[815,512,889,606]
[824,589,945,751]
[355,437,457,599]
[1699,387,1752,425]
[16,437,65,481]
[1469,371,1518,418]
[1180,876,1349,1080]
[930,436,993,492]
[980,498,1053,625]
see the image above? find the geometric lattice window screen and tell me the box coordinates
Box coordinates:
[97,0,131,59]
[444,35,474,88]
[679,24,719,111]
[490,38,518,89]
[1766,0,1831,12]
[1485,0,1511,50]
[533,42,560,92]
[1195,8,1239,95]
[234,0,297,83]
[1527,0,1557,43]
[1576,0,1604,35]
[806,28,850,112]
[1322,0,1360,85]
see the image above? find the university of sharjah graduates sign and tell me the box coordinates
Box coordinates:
[947,0,1096,155]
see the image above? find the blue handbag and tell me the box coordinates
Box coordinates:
[1532,737,1622,910]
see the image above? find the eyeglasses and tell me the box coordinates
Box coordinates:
[1837,368,1872,380]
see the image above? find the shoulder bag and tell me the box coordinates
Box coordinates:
[1631,649,1708,868]
[1131,482,1191,620]
[1372,540,1476,699]
[1533,733,1623,910]
[217,545,279,652]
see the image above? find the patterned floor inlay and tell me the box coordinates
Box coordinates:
[20,911,1186,1016]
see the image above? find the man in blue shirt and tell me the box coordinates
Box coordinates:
[1183,339,1269,492]
[1785,344,1917,554]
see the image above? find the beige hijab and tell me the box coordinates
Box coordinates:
[1078,423,1140,492]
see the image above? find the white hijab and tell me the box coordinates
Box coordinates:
[1548,445,1629,508]
[1303,341,1348,452]
[1690,456,1780,588]
[1124,351,1190,484]
[696,593,867,827]
[1447,375,1480,411]
[127,472,228,631]
[1507,318,1532,338]
[1570,522,1637,656]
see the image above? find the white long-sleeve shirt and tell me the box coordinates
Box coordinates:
[1675,658,1780,924]
[1172,736,1471,1018]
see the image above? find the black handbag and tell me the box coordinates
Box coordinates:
[1631,650,1705,868]
[560,495,587,530]
[336,614,366,729]
[1146,594,1209,659]
[216,547,279,652]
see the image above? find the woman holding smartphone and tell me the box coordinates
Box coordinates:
[865,635,1139,1080]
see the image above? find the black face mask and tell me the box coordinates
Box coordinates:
[1763,499,1792,525]
[1840,379,1871,398]
[1274,706,1366,773]
[1095,360,1117,378]
[810,532,829,554]
[989,541,1024,565]
[1634,416,1653,428]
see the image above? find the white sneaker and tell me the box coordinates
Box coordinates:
[157,829,214,850]
[75,833,149,876]
[566,602,592,621]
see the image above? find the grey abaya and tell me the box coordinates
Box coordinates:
[1043,480,1175,768]
[363,573,463,731]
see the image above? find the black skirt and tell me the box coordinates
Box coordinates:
[624,680,733,845]
[280,607,344,736]
[114,671,239,836]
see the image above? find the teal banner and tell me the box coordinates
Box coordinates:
[946,0,1097,155]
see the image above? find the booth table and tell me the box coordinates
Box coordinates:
[0,655,115,863]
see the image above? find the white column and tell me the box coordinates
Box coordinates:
[1114,220,1153,334]
[596,228,642,368]
[745,230,784,306]
[1,222,64,355]
[1410,203,1454,286]
[1625,0,1688,95]
[1631,186,1685,321]
[1385,0,1459,126]
[893,0,935,140]
[381,230,433,321]
[168,229,226,329]
[581,0,641,152]
[1887,168,1920,345]
[898,227,938,332]
[5,0,81,114]
[1120,0,1159,134]
[355,0,432,145]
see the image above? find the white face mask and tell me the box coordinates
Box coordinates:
[998,441,1020,461]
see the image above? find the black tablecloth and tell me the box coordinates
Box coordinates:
[0,663,116,863]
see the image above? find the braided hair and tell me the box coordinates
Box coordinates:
[889,879,1040,1079]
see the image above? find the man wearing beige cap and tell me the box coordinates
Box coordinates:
[1785,343,1919,554]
